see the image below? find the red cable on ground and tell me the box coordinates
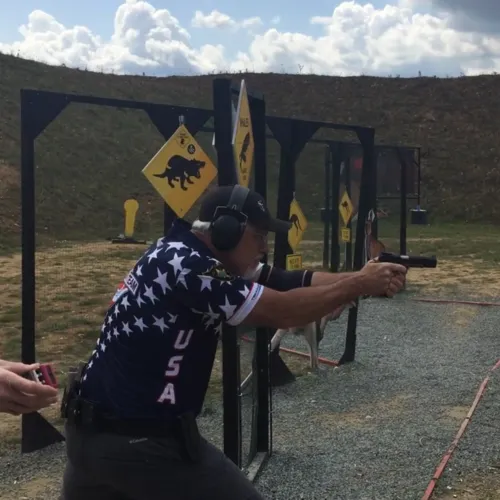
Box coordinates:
[421,358,500,500]
[240,335,339,367]
[411,298,500,307]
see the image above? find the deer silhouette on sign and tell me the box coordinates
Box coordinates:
[239,132,251,173]
[289,213,303,236]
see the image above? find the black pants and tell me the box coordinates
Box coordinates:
[60,422,265,500]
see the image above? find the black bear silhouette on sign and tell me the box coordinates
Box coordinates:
[153,155,206,191]
[289,213,303,235]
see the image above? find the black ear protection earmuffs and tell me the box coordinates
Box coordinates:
[210,184,250,252]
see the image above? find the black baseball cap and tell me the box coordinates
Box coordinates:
[198,185,292,233]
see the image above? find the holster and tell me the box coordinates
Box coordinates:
[60,362,87,420]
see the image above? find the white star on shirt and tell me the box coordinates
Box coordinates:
[220,296,237,319]
[144,284,159,304]
[136,265,143,276]
[203,304,220,328]
[214,322,224,338]
[107,331,112,342]
[176,268,190,288]
[106,315,112,325]
[168,252,185,276]
[239,285,250,298]
[167,312,178,324]
[136,294,146,308]
[88,360,93,369]
[199,276,213,291]
[190,250,200,258]
[122,322,132,335]
[147,247,161,263]
[113,304,120,318]
[100,342,106,352]
[134,316,147,332]
[112,327,119,338]
[153,315,168,333]
[166,241,188,251]
[121,295,130,310]
[153,268,171,294]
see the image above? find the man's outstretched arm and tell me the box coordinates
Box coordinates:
[310,270,358,286]
[247,262,358,291]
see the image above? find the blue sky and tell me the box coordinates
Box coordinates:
[0,0,497,77]
[0,0,427,47]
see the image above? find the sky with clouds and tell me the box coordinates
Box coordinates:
[0,0,499,77]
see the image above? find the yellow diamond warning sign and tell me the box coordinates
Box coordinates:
[288,198,308,252]
[339,191,354,226]
[142,124,218,217]
[232,80,254,188]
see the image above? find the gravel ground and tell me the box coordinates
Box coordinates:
[0,296,498,500]
[252,297,500,500]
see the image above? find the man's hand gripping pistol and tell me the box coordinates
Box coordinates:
[368,251,437,298]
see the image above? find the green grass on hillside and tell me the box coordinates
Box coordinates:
[2,53,500,258]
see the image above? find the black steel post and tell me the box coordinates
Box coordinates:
[339,127,376,365]
[330,143,341,273]
[399,148,408,255]
[344,155,353,271]
[212,78,241,467]
[248,91,270,460]
[323,146,331,269]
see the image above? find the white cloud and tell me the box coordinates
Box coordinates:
[191,10,237,30]
[1,0,500,77]
[191,10,262,33]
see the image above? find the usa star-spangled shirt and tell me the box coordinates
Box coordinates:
[79,219,264,420]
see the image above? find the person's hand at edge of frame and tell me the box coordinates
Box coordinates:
[0,360,59,416]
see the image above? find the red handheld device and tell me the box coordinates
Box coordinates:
[26,363,58,389]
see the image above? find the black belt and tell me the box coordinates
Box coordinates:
[65,396,202,462]
[66,397,181,438]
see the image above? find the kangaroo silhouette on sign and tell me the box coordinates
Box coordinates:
[153,154,205,191]
[289,214,303,235]
[239,132,250,172]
